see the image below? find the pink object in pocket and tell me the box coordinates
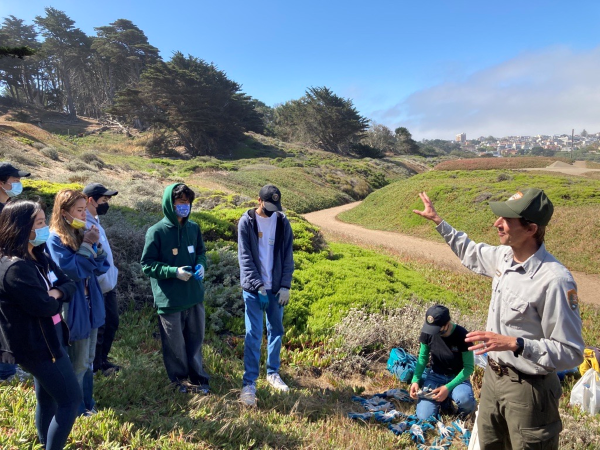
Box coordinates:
[52,314,61,325]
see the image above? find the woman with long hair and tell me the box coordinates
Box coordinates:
[0,200,80,449]
[47,189,109,415]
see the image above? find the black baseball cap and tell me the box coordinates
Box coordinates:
[421,304,451,335]
[0,163,30,179]
[259,184,282,212]
[83,183,118,198]
[489,188,553,226]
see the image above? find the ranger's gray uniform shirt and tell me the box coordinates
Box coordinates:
[436,221,584,375]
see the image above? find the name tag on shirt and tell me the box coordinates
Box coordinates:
[188,245,195,254]
[48,271,58,284]
[268,238,275,246]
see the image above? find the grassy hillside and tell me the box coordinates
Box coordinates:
[339,170,600,274]
[0,117,417,214]
[434,157,573,170]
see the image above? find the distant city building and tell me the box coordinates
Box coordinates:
[455,133,466,143]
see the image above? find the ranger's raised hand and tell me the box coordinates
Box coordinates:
[412,192,443,225]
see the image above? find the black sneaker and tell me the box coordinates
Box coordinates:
[101,360,120,376]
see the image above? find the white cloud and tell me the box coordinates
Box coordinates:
[373,46,600,140]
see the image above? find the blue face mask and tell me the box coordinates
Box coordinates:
[3,181,23,197]
[175,204,191,218]
[29,225,50,247]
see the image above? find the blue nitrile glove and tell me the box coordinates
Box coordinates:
[347,412,373,421]
[388,421,409,436]
[193,264,205,281]
[258,286,269,311]
[373,409,402,423]
[409,424,426,444]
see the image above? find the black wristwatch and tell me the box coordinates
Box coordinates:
[513,337,525,357]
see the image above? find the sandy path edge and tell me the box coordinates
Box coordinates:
[304,202,600,306]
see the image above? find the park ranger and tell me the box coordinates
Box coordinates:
[414,188,584,450]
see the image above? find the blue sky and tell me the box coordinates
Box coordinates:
[2,0,600,139]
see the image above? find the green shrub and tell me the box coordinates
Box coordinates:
[79,152,106,169]
[41,147,60,160]
[189,211,236,242]
[14,136,34,146]
[100,208,156,308]
[351,143,384,159]
[204,246,244,333]
[287,243,460,334]
[66,160,94,172]
[22,179,83,209]
[0,147,36,167]
[193,189,253,210]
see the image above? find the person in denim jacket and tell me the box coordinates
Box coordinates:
[47,189,109,416]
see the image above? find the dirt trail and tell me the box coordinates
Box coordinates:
[304,202,600,306]
[521,161,600,176]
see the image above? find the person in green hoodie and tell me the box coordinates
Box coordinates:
[140,183,209,394]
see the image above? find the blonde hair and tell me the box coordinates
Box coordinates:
[50,189,86,251]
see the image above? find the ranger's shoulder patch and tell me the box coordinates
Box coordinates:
[567,289,579,311]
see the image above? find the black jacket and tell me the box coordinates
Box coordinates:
[0,250,76,364]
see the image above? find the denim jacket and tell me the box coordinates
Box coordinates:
[47,233,110,341]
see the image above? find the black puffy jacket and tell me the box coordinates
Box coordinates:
[0,251,75,364]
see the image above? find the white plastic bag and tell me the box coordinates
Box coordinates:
[474,352,488,369]
[570,368,600,414]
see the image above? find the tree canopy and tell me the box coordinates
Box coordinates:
[110,52,263,156]
[272,86,369,154]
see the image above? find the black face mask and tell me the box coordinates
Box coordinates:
[96,202,110,216]
[263,209,275,217]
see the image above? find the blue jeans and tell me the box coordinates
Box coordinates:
[20,323,81,450]
[157,303,210,386]
[67,328,98,415]
[0,362,17,380]
[242,289,284,387]
[415,370,476,421]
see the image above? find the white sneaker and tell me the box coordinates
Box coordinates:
[266,373,289,392]
[240,384,257,406]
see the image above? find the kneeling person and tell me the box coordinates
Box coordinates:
[409,304,476,420]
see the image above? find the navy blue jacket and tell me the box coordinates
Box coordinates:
[238,209,294,294]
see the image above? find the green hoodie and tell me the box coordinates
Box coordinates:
[140,183,206,314]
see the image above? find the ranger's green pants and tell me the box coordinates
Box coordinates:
[477,364,562,449]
